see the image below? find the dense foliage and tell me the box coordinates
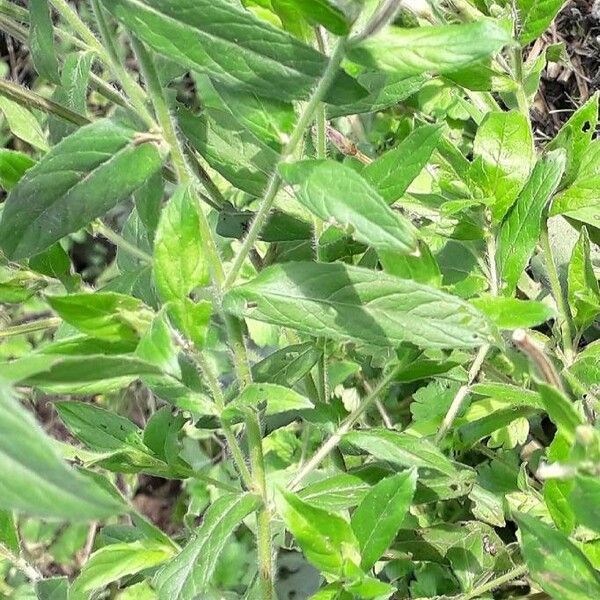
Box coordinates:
[0,0,599,598]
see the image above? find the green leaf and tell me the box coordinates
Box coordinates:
[35,577,69,600]
[217,209,312,242]
[345,429,458,476]
[153,493,260,600]
[154,184,209,302]
[275,489,360,576]
[362,124,443,205]
[568,227,600,331]
[470,111,535,222]
[2,355,161,393]
[471,383,543,408]
[29,243,72,283]
[516,0,566,45]
[0,510,19,554]
[198,76,296,148]
[252,343,322,387]
[74,540,174,596]
[457,406,537,447]
[0,119,165,260]
[538,383,584,446]
[546,93,598,187]
[516,512,600,599]
[49,51,93,144]
[379,240,442,286]
[0,96,48,151]
[29,0,60,84]
[224,262,493,349]
[570,474,600,534]
[347,20,511,77]
[0,149,35,191]
[327,71,428,118]
[47,292,151,343]
[351,469,417,570]
[54,401,149,454]
[272,0,358,35]
[299,472,374,511]
[551,140,600,228]
[167,299,212,348]
[135,172,164,239]
[223,383,313,421]
[0,385,125,520]
[100,0,364,104]
[179,106,278,197]
[497,150,566,295]
[470,296,555,329]
[280,160,418,254]
[143,407,187,466]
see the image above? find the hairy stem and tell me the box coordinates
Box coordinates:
[458,564,528,600]
[90,0,155,128]
[94,221,153,264]
[0,78,89,126]
[0,317,62,339]
[223,38,348,289]
[0,545,42,582]
[289,365,400,490]
[245,412,275,599]
[191,350,253,489]
[435,227,497,444]
[435,343,489,444]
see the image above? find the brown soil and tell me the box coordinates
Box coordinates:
[531,0,600,139]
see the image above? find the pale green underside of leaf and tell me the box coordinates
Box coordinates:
[224,262,493,349]
[0,119,164,260]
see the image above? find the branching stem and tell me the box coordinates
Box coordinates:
[223,38,348,289]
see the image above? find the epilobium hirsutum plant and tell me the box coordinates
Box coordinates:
[0,0,599,597]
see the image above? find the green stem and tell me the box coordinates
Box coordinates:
[0,78,89,126]
[512,45,530,118]
[90,0,155,128]
[0,545,42,582]
[94,221,153,264]
[289,365,400,490]
[435,227,496,444]
[540,223,574,363]
[245,412,275,599]
[49,0,105,54]
[0,0,27,21]
[131,35,253,386]
[130,36,225,287]
[0,13,137,117]
[185,148,228,209]
[192,350,253,489]
[223,38,348,289]
[0,317,62,339]
[458,564,528,600]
